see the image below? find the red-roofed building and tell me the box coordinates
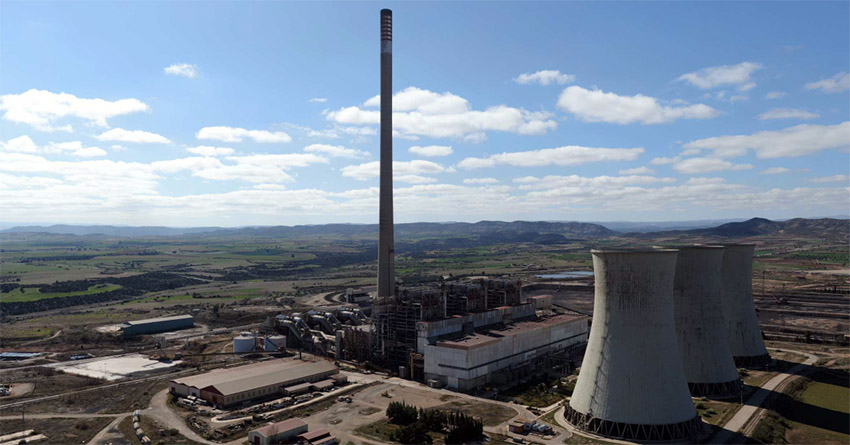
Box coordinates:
[248,418,307,445]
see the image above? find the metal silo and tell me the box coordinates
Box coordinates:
[565,249,701,441]
[719,244,771,367]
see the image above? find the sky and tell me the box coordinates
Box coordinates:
[1,1,849,227]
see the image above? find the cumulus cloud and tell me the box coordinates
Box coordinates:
[396,175,438,184]
[757,108,819,120]
[458,145,644,169]
[164,63,199,78]
[649,156,681,165]
[556,86,719,124]
[513,70,575,86]
[513,174,676,191]
[303,144,368,158]
[677,62,762,90]
[684,121,850,159]
[619,166,655,175]
[810,174,849,184]
[673,157,754,174]
[463,178,499,185]
[765,91,787,100]
[325,86,557,140]
[341,160,445,180]
[805,72,850,93]
[0,89,148,132]
[96,128,171,144]
[196,126,292,143]
[309,98,328,103]
[1,136,107,157]
[186,146,235,156]
[409,145,453,157]
[761,167,790,175]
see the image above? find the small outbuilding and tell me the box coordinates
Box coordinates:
[248,418,308,445]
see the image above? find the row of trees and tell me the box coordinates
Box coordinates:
[386,401,484,444]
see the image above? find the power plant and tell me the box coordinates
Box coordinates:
[671,245,741,397]
[565,249,702,441]
[719,244,771,367]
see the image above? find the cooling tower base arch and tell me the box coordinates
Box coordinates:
[688,380,742,398]
[734,353,772,368]
[564,405,704,442]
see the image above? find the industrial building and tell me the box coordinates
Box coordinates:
[719,243,771,367]
[566,249,702,441]
[169,359,338,407]
[670,245,741,396]
[248,419,308,445]
[120,314,194,337]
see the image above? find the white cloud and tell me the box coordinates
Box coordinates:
[72,147,108,157]
[463,177,499,185]
[341,160,445,180]
[556,86,719,124]
[459,145,644,169]
[326,86,557,140]
[96,128,171,144]
[309,98,328,103]
[303,144,368,158]
[619,166,655,175]
[1,135,38,153]
[810,174,848,184]
[110,144,128,151]
[186,146,235,156]
[684,121,850,159]
[677,62,762,90]
[409,145,453,157]
[164,63,199,78]
[514,174,676,191]
[0,89,148,132]
[649,156,681,165]
[757,108,819,121]
[805,72,850,93]
[196,126,292,143]
[514,70,575,86]
[761,167,790,175]
[396,175,438,184]
[765,91,787,100]
[673,157,754,174]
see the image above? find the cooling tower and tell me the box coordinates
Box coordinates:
[719,244,771,367]
[565,249,702,441]
[671,245,741,396]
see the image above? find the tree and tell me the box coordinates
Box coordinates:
[391,421,431,444]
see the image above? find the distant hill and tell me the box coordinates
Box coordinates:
[635,217,850,239]
[1,220,617,240]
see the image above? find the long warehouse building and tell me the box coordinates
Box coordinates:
[170,359,338,407]
[121,314,194,336]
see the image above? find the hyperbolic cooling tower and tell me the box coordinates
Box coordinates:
[565,249,702,441]
[719,244,771,367]
[670,245,742,397]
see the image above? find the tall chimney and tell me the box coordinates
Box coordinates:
[377,9,395,299]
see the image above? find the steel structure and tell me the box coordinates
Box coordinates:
[719,243,771,367]
[566,249,701,442]
[670,245,741,396]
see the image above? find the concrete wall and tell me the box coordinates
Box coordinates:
[671,246,740,389]
[570,249,697,426]
[719,244,769,363]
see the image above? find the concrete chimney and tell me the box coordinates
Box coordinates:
[719,244,771,367]
[566,249,701,441]
[670,245,742,396]
[377,8,395,300]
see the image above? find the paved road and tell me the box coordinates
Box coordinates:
[0,413,125,420]
[713,349,818,444]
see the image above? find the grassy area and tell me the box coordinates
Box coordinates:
[693,398,740,426]
[0,283,121,303]
[0,416,113,445]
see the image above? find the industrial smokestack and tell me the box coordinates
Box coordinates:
[566,249,701,442]
[670,245,741,397]
[377,8,395,300]
[719,244,771,367]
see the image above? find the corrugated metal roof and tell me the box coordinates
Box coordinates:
[124,314,194,326]
[202,361,337,396]
[174,359,319,389]
[298,429,331,441]
[251,418,307,436]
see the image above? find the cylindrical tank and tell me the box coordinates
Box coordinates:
[566,249,701,442]
[670,245,741,396]
[233,334,255,353]
[719,244,771,367]
[264,335,286,352]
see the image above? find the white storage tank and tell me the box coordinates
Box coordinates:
[233,334,256,353]
[264,335,286,351]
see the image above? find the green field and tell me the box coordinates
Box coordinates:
[0,283,122,303]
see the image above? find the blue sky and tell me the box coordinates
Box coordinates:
[1,1,848,226]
